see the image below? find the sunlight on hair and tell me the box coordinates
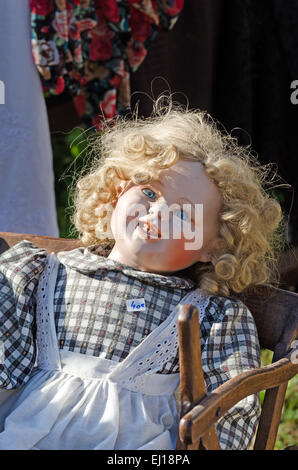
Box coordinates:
[71,95,287,297]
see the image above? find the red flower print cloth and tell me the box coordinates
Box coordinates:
[30,0,184,129]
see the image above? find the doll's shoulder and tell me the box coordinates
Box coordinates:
[191,288,256,330]
[0,240,48,287]
[209,294,252,321]
[189,289,259,350]
[0,241,48,390]
[56,244,105,273]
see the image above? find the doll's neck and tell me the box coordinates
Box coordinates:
[107,246,170,275]
[107,246,142,271]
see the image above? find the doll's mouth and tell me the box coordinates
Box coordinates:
[136,221,162,239]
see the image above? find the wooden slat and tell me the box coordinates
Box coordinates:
[178,305,206,414]
[254,332,298,450]
[0,232,82,255]
[180,353,298,445]
[254,382,288,450]
[178,305,221,450]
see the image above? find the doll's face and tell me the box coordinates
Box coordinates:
[108,160,223,273]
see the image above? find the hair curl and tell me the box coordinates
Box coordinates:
[72,98,285,298]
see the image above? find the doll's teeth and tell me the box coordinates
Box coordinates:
[138,221,161,237]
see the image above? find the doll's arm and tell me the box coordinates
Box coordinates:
[201,299,261,450]
[0,241,47,389]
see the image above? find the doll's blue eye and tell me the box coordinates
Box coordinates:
[142,188,156,200]
[175,209,190,222]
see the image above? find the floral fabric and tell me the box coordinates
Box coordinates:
[30,0,184,129]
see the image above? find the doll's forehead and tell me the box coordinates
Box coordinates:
[159,160,206,183]
[119,160,222,210]
[120,160,222,212]
[156,160,222,204]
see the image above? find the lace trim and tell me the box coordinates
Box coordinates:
[35,256,210,395]
[36,255,60,370]
[120,290,211,393]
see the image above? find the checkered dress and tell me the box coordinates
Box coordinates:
[0,241,261,449]
[54,246,195,370]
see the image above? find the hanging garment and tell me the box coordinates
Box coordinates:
[0,0,59,237]
[30,0,184,129]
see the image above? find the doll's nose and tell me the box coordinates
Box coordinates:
[148,202,168,219]
[140,203,167,223]
[139,202,170,236]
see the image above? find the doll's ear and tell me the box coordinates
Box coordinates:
[200,237,224,263]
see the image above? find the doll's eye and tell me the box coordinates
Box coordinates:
[174,209,190,222]
[141,188,156,200]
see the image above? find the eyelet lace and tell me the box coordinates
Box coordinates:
[120,290,211,392]
[36,256,60,370]
[35,258,210,395]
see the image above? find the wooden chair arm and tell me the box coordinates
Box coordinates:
[0,231,81,255]
[179,351,298,446]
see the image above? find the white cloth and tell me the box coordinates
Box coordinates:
[0,253,210,450]
[0,0,59,236]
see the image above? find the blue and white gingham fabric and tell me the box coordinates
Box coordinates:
[0,240,260,449]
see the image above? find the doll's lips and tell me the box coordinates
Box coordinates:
[137,221,161,240]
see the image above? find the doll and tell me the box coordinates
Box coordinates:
[0,101,283,450]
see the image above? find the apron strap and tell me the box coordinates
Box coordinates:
[36,253,61,371]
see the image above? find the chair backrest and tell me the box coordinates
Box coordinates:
[239,284,298,356]
[238,285,298,449]
[177,303,298,450]
[0,232,82,255]
[1,232,297,449]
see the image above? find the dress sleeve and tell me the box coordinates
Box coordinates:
[0,240,48,390]
[200,298,261,450]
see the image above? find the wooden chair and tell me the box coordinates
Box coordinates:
[177,288,298,450]
[0,232,297,450]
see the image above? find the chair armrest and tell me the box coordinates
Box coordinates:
[179,351,298,445]
[0,231,81,255]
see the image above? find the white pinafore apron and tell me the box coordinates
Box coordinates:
[0,254,210,450]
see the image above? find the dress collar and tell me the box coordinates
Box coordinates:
[56,245,195,290]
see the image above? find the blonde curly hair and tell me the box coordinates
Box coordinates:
[72,99,285,298]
